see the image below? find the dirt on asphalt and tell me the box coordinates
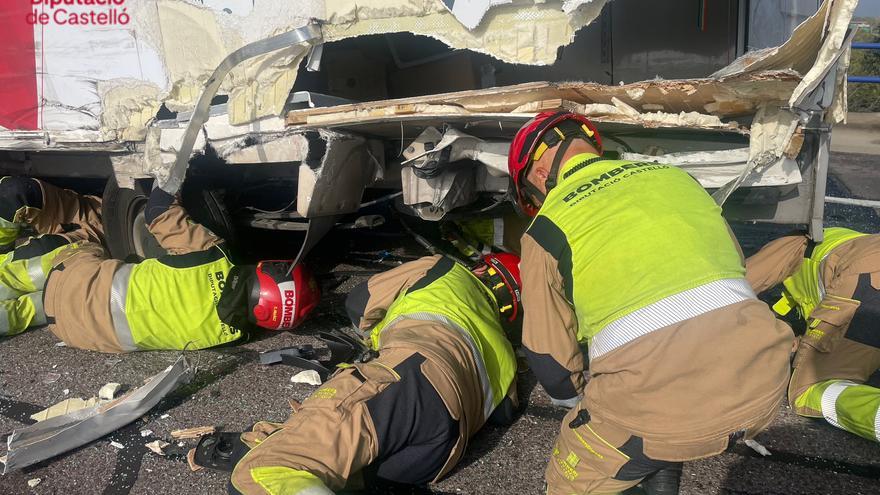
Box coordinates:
[1,152,879,495]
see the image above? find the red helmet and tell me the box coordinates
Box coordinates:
[478,253,522,324]
[508,111,602,216]
[250,261,320,331]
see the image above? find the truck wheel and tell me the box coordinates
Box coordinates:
[180,185,237,251]
[102,177,166,260]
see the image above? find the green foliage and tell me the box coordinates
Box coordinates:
[849,19,880,112]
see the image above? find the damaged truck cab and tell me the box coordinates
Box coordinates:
[0,0,859,262]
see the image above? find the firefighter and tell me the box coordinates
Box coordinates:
[228,253,523,494]
[0,176,319,349]
[507,111,793,494]
[746,227,880,443]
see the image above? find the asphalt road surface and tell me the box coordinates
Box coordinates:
[1,152,879,495]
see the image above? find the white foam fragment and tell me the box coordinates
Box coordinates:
[98,383,122,401]
[745,439,772,456]
[290,370,322,386]
[110,441,124,449]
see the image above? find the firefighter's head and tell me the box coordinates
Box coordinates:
[218,261,320,332]
[508,111,602,216]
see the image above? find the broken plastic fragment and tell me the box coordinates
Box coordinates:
[140,429,153,438]
[98,383,122,401]
[145,440,170,456]
[290,370,323,386]
[30,398,100,422]
[110,441,124,450]
[1,356,193,474]
[745,439,772,456]
[27,478,41,488]
[171,426,216,439]
[55,342,66,347]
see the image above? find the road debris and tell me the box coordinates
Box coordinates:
[62,389,69,395]
[290,369,322,386]
[98,383,122,401]
[30,397,100,422]
[145,440,170,456]
[186,448,203,472]
[41,372,61,384]
[27,478,41,488]
[140,429,153,437]
[54,342,67,347]
[160,414,170,419]
[171,426,216,439]
[110,441,124,449]
[1,356,193,474]
[745,438,772,456]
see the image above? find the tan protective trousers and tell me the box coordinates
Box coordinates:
[230,320,497,494]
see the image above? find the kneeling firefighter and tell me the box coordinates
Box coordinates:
[0,176,319,350]
[223,253,523,494]
[507,112,793,494]
[747,227,880,443]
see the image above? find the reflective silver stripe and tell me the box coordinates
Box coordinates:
[874,399,880,442]
[26,257,46,289]
[493,217,505,249]
[0,284,20,300]
[820,380,856,430]
[0,304,9,336]
[590,278,756,360]
[109,264,138,351]
[25,292,46,327]
[383,312,495,420]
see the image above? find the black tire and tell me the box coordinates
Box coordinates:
[180,184,237,251]
[102,176,166,260]
[103,177,237,261]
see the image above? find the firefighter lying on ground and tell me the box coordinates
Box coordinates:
[227,253,523,495]
[746,227,880,443]
[0,176,318,350]
[506,112,794,494]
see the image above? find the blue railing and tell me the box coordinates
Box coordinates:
[849,42,880,84]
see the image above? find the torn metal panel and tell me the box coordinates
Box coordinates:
[296,130,380,218]
[223,135,310,165]
[711,0,857,124]
[323,1,607,66]
[399,129,508,221]
[712,104,801,205]
[160,23,322,194]
[620,148,802,189]
[440,0,512,30]
[401,127,510,177]
[1,356,192,474]
[286,72,801,128]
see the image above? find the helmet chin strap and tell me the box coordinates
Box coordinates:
[521,136,575,207]
[543,138,574,193]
